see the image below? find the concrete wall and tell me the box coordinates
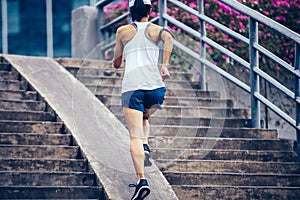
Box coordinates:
[71,6,99,59]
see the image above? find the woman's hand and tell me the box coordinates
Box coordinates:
[161,65,170,81]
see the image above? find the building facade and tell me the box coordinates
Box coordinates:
[1,0,97,58]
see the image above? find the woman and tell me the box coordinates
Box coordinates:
[113,0,173,199]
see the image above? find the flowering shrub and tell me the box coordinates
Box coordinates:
[103,0,299,84]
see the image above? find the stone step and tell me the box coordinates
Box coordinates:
[0,90,37,101]
[150,125,278,139]
[0,186,103,199]
[68,67,123,77]
[76,70,194,82]
[172,185,300,200]
[164,172,300,187]
[67,68,123,79]
[55,57,110,69]
[80,76,201,89]
[0,71,19,81]
[0,80,28,90]
[151,148,298,162]
[0,121,64,133]
[109,104,249,118]
[115,114,252,128]
[88,84,221,98]
[0,99,46,111]
[156,159,300,174]
[57,57,186,74]
[148,137,293,151]
[0,145,81,159]
[0,172,97,186]
[0,110,56,121]
[0,133,72,146]
[97,93,234,108]
[0,158,89,172]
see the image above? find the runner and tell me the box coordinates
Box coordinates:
[112,0,173,199]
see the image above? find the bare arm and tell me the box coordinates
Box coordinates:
[112,28,124,69]
[160,30,173,81]
[160,30,173,66]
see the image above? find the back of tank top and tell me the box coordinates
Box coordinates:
[122,22,165,93]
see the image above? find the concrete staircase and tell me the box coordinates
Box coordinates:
[0,58,104,199]
[58,58,300,200]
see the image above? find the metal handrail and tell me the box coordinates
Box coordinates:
[219,0,300,44]
[96,0,300,159]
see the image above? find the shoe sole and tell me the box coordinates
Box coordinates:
[144,151,152,167]
[132,186,151,200]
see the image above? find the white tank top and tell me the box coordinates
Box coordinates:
[122,22,165,94]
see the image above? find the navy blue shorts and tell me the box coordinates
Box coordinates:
[121,87,166,113]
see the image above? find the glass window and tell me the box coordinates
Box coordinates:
[53,0,72,57]
[8,0,47,56]
[0,2,2,53]
[7,0,20,34]
[72,0,90,9]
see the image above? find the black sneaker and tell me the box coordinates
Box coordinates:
[143,144,152,167]
[129,179,151,200]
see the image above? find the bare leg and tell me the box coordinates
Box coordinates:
[143,108,157,144]
[123,107,145,181]
[143,119,150,144]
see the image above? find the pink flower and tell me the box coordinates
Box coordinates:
[238,22,245,30]
[263,11,269,15]
[150,12,157,18]
[189,2,197,9]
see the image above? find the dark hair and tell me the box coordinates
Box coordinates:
[130,0,151,22]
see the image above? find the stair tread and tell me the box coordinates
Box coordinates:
[0,120,63,123]
[114,113,251,120]
[0,99,43,103]
[151,147,297,162]
[149,135,287,141]
[0,186,103,199]
[153,147,295,152]
[97,93,231,100]
[174,184,300,189]
[0,157,86,161]
[109,104,246,110]
[156,158,300,164]
[0,133,71,145]
[164,171,300,176]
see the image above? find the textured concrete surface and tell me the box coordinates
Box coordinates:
[3,54,178,200]
[71,6,99,59]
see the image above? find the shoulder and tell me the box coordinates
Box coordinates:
[116,24,135,35]
[148,23,163,31]
[148,23,172,37]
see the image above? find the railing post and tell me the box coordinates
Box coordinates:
[1,0,8,54]
[295,43,300,161]
[159,0,167,27]
[249,17,260,128]
[127,0,132,24]
[97,3,105,59]
[198,0,206,90]
[159,0,167,65]
[46,0,53,58]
